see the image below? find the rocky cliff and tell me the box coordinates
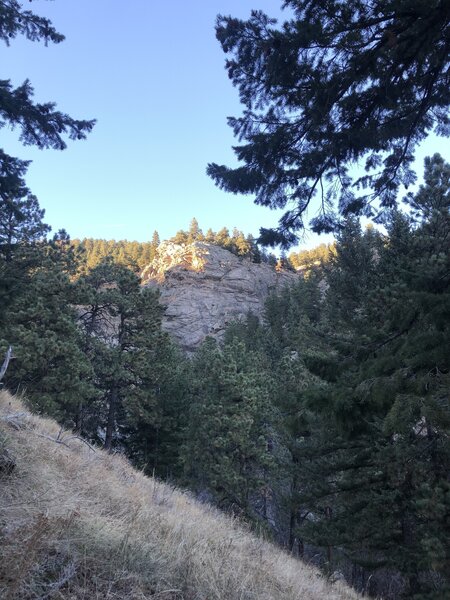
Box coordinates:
[142,241,297,351]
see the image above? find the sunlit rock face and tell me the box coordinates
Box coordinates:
[141,241,297,352]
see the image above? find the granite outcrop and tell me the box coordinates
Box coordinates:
[141,241,297,352]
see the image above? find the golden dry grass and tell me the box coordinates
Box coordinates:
[0,391,362,600]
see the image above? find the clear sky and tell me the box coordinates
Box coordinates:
[2,1,449,249]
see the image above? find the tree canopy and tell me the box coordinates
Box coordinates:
[207,0,450,247]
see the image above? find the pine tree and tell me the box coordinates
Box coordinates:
[207,1,450,245]
[205,227,215,243]
[246,234,262,263]
[1,233,94,421]
[172,230,188,245]
[77,260,140,448]
[233,229,251,256]
[150,230,160,261]
[214,226,232,249]
[124,334,189,479]
[295,157,450,596]
[183,337,279,522]
[0,0,94,400]
[0,1,94,226]
[324,216,380,331]
[77,259,187,471]
[288,243,334,273]
[223,286,329,551]
[187,217,203,243]
[0,187,50,318]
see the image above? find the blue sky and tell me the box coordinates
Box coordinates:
[2,1,448,249]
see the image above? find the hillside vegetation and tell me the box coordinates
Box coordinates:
[0,391,360,600]
[1,155,449,598]
[71,219,280,274]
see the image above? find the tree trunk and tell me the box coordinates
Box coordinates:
[104,386,118,451]
[325,505,333,565]
[75,400,84,433]
[0,346,13,382]
[289,506,297,553]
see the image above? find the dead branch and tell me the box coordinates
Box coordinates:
[34,432,96,453]
[35,432,72,449]
[61,435,96,452]
[0,412,28,430]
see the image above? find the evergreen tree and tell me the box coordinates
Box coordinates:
[205,227,215,243]
[78,259,186,470]
[187,217,203,243]
[214,226,231,249]
[223,284,329,551]
[1,232,94,421]
[150,229,160,261]
[172,229,188,245]
[207,1,450,245]
[183,337,279,522]
[288,243,334,273]
[324,216,380,329]
[233,228,251,256]
[218,160,448,595]
[0,186,50,316]
[246,233,262,263]
[0,0,93,401]
[0,1,94,225]
[295,157,450,596]
[124,337,189,479]
[72,238,158,272]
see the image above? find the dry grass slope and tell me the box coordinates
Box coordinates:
[0,391,362,600]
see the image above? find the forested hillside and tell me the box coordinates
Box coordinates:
[0,391,361,600]
[71,220,280,273]
[1,1,449,598]
[1,155,449,598]
[73,223,337,275]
